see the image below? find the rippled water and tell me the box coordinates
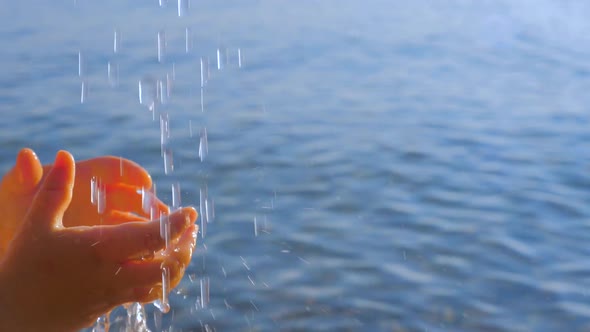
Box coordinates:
[2,0,590,331]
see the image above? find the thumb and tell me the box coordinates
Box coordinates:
[26,150,75,232]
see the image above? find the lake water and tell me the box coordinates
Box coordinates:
[1,0,590,331]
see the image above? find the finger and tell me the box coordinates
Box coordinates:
[111,285,160,305]
[43,156,153,189]
[106,225,198,305]
[79,156,153,188]
[1,148,44,193]
[101,211,149,225]
[104,183,169,218]
[89,207,197,262]
[26,150,75,232]
[168,225,198,289]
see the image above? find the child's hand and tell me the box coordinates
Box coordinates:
[0,151,198,332]
[0,148,168,255]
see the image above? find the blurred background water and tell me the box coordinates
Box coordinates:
[2,0,590,331]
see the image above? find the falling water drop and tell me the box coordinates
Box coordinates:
[157,30,166,63]
[166,72,173,98]
[160,112,170,153]
[200,185,208,237]
[185,27,192,53]
[113,29,120,54]
[90,177,98,205]
[154,266,171,313]
[254,216,258,237]
[80,80,88,104]
[78,51,85,77]
[139,76,157,111]
[178,0,189,17]
[238,48,242,68]
[107,61,119,86]
[200,277,210,309]
[163,148,174,175]
[198,127,208,162]
[216,48,222,70]
[97,180,106,215]
[172,182,181,209]
[200,57,207,87]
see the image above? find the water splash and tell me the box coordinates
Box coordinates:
[92,312,110,332]
[125,303,150,332]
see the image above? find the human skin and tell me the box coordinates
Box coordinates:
[0,148,169,255]
[0,150,198,331]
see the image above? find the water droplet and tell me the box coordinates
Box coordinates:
[200,185,208,238]
[139,76,157,111]
[160,212,170,248]
[113,29,120,54]
[91,176,106,214]
[157,30,166,63]
[92,313,110,332]
[185,27,192,53]
[209,198,215,222]
[97,182,106,215]
[163,148,173,175]
[125,303,149,331]
[154,266,170,313]
[78,51,85,77]
[200,57,207,87]
[141,187,153,215]
[156,78,167,104]
[166,72,173,98]
[172,182,181,209]
[238,48,242,68]
[160,112,170,153]
[107,61,119,87]
[198,127,208,162]
[80,80,88,104]
[178,0,189,17]
[200,277,210,309]
[216,48,223,70]
[90,176,98,205]
[254,216,258,237]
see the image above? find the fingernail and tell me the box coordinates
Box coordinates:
[54,150,72,168]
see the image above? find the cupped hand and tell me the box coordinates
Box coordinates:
[0,148,168,255]
[0,151,198,332]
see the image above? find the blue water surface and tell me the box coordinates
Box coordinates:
[1,0,590,331]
